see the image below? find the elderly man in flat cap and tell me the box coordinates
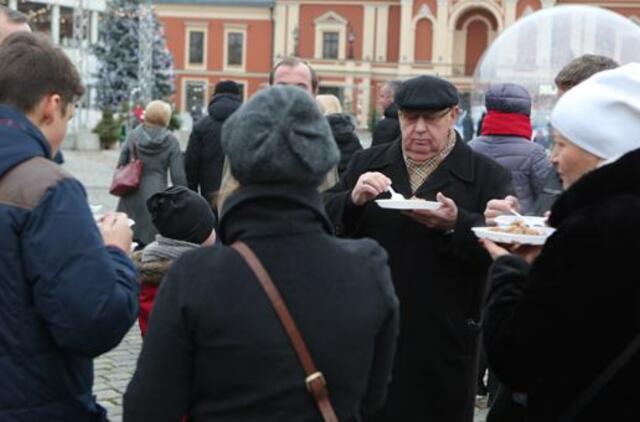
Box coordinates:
[325,75,513,422]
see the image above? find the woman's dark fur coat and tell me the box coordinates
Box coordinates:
[483,148,640,421]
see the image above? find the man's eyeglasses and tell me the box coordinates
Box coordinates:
[400,107,452,123]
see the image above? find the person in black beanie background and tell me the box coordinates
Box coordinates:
[185,80,242,209]
[132,186,217,337]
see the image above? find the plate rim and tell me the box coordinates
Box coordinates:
[494,215,547,227]
[471,226,555,245]
[375,198,442,210]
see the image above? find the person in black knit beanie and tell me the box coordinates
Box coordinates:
[133,186,217,336]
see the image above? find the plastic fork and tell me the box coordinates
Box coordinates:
[509,207,530,226]
[387,185,405,200]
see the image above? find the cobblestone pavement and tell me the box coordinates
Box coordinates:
[61,147,488,422]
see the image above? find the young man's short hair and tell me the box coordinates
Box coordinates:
[0,32,84,113]
[555,54,619,91]
[269,56,318,93]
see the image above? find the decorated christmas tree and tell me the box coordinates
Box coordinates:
[93,0,175,110]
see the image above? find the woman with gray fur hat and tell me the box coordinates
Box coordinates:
[124,86,400,421]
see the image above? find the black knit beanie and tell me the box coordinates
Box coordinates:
[146,186,216,244]
[214,80,241,96]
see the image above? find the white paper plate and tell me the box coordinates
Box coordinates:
[495,215,547,227]
[472,226,555,246]
[89,205,103,214]
[375,199,442,210]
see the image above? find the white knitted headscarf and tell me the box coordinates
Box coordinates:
[551,63,640,164]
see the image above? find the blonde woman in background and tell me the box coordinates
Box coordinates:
[116,100,187,247]
[315,94,363,176]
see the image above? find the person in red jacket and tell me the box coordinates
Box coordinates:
[132,186,217,336]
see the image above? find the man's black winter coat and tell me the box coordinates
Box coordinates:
[324,136,513,422]
[185,94,241,201]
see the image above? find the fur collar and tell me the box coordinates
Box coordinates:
[132,251,173,285]
[549,148,640,227]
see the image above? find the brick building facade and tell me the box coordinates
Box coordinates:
[154,0,640,127]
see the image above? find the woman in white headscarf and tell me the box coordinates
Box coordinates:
[480,63,640,422]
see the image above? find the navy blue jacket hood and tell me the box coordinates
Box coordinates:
[0,105,52,177]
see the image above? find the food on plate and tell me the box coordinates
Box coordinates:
[489,220,540,236]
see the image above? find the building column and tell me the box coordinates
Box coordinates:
[273,2,287,61]
[359,75,371,129]
[504,0,518,29]
[399,0,413,63]
[286,3,300,57]
[375,5,389,62]
[362,4,375,61]
[90,10,99,44]
[51,4,60,44]
[433,0,450,75]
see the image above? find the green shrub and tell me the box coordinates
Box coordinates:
[93,108,123,149]
[168,110,182,131]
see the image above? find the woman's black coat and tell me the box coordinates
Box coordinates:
[123,185,399,422]
[324,136,513,422]
[483,148,640,421]
[326,113,363,176]
[371,104,401,148]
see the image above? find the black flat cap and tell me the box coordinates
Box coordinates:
[395,75,459,111]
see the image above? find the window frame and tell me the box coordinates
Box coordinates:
[314,11,347,60]
[182,77,209,115]
[185,24,208,70]
[223,24,247,72]
[322,31,339,59]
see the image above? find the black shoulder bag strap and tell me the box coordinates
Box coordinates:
[559,332,640,421]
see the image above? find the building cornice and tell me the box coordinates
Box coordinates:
[155,4,273,19]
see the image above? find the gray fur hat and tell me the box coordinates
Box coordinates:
[221,85,339,186]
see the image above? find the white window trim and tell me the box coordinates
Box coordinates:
[185,23,208,71]
[314,11,347,60]
[223,24,247,72]
[181,77,209,114]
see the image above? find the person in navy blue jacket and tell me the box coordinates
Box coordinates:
[0,32,139,421]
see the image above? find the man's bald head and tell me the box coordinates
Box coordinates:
[0,6,31,46]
